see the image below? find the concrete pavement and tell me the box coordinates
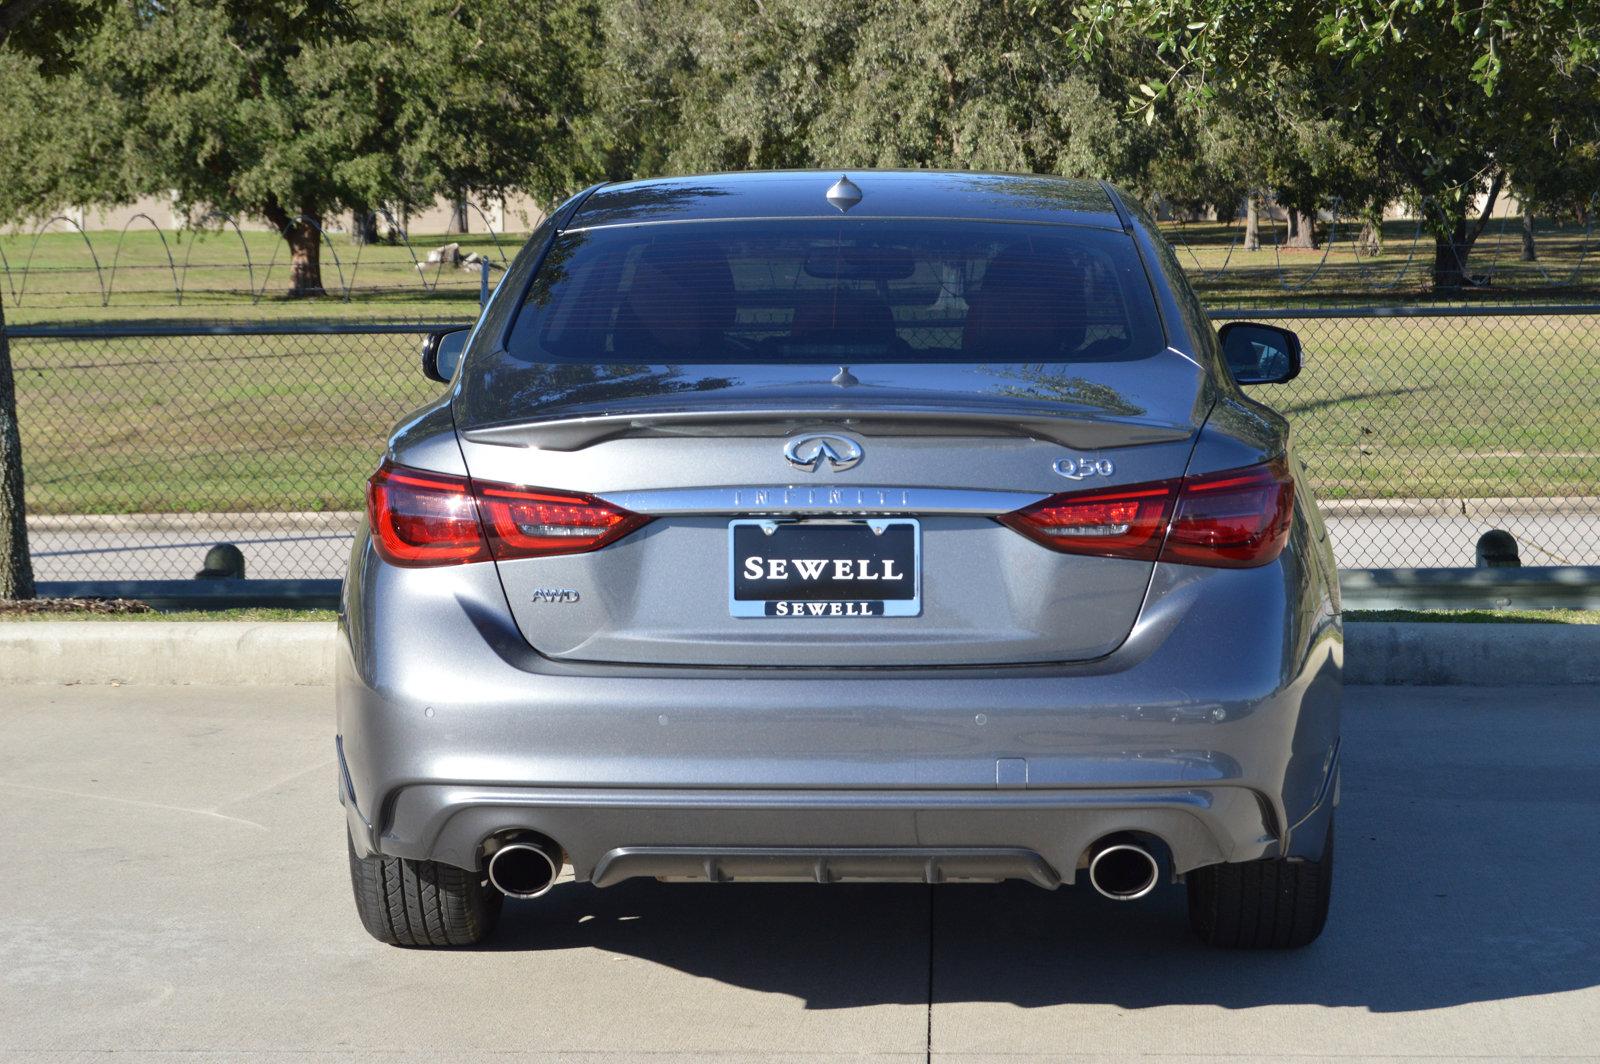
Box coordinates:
[2,683,1598,1062]
[26,511,357,581]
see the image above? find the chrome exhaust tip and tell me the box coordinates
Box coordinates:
[1086,840,1160,901]
[486,838,561,898]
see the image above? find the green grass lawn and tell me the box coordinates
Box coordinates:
[1162,216,1600,306]
[4,219,1599,513]
[12,327,446,513]
[11,309,1595,513]
[0,605,336,620]
[1240,313,1600,500]
[1,228,503,323]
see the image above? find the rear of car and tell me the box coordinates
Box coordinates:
[337,171,1341,950]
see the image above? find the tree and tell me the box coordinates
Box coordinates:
[0,0,117,600]
[61,0,599,295]
[594,0,1180,192]
[396,0,604,207]
[1504,73,1600,270]
[0,43,40,599]
[1067,0,1600,289]
[592,0,872,175]
[0,0,602,600]
[0,281,28,599]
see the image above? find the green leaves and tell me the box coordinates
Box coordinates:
[595,0,1171,183]
[1,0,603,229]
[1055,0,1599,289]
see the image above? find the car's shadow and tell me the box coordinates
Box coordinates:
[470,748,1600,1013]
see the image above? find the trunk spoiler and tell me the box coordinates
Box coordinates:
[460,404,1194,451]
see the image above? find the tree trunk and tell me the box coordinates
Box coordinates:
[1432,221,1471,289]
[1357,219,1382,256]
[263,202,326,297]
[1520,211,1537,262]
[286,217,324,297]
[1244,196,1260,251]
[351,206,380,246]
[0,292,36,600]
[1431,170,1504,290]
[1284,208,1319,249]
[445,198,469,235]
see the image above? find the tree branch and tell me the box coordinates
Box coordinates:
[1468,167,1506,246]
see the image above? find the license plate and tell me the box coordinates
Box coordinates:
[728,518,921,618]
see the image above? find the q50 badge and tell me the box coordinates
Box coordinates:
[1052,456,1115,481]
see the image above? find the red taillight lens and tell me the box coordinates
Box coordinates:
[998,482,1177,561]
[475,484,650,559]
[999,459,1294,568]
[368,463,491,567]
[367,461,650,567]
[1162,460,1294,568]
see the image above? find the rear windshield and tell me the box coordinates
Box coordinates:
[498,220,1163,367]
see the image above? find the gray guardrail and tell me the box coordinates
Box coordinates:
[36,579,343,610]
[1337,566,1600,610]
[37,565,1600,613]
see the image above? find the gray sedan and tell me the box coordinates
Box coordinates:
[338,170,1341,949]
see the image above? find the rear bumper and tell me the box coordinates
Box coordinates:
[343,777,1339,886]
[337,532,1342,884]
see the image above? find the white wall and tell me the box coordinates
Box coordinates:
[5,193,548,236]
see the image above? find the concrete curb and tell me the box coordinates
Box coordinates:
[3,620,1597,687]
[1343,621,1600,686]
[0,622,337,686]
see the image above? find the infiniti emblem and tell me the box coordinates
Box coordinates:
[784,433,863,472]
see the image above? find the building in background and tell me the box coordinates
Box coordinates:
[6,193,549,236]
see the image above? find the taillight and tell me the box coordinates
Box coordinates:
[366,461,650,567]
[998,481,1177,561]
[475,484,651,559]
[1161,460,1294,567]
[368,464,490,567]
[999,459,1293,568]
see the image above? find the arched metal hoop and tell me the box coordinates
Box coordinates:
[106,213,182,307]
[15,215,107,307]
[351,206,434,295]
[178,212,257,304]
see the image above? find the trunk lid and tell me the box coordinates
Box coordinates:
[455,355,1207,667]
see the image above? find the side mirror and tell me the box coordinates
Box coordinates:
[421,327,470,383]
[1218,322,1301,385]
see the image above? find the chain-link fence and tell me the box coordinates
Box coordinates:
[9,307,1599,580]
[1219,307,1599,568]
[11,322,455,582]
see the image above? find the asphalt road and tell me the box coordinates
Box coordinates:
[2,684,1598,1063]
[26,510,1600,580]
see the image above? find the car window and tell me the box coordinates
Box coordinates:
[1122,198,1221,366]
[497,220,1162,367]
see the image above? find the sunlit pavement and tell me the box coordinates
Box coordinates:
[2,683,1596,1063]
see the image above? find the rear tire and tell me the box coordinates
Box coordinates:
[347,835,502,947]
[1186,822,1332,949]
